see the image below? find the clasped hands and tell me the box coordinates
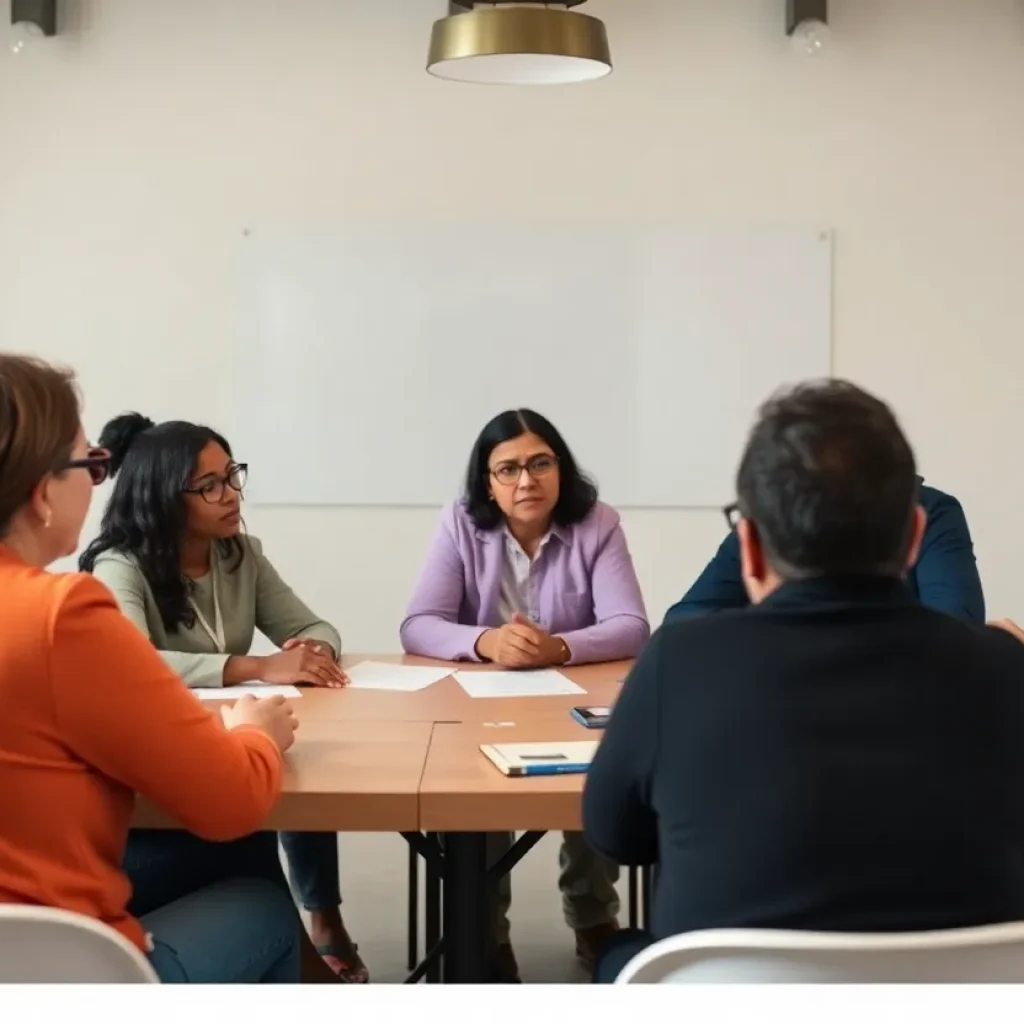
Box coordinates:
[475,613,569,669]
[262,637,349,688]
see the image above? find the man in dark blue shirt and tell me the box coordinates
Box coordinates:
[585,384,1022,984]
[664,480,984,624]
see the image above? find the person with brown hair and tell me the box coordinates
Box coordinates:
[0,353,302,983]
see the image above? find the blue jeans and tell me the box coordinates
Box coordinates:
[280,831,341,912]
[124,829,291,915]
[124,829,341,916]
[144,877,300,983]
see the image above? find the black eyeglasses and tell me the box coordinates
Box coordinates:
[723,502,742,531]
[184,463,248,504]
[60,447,112,486]
[489,454,559,487]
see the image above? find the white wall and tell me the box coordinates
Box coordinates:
[2,0,1023,650]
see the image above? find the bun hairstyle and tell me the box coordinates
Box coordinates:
[98,412,155,478]
[79,415,244,630]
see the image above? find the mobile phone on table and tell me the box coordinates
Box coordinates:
[571,706,611,729]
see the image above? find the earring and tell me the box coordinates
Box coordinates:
[44,513,52,529]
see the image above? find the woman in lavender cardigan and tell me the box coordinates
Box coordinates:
[401,408,650,982]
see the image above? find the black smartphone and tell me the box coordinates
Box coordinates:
[570,706,611,729]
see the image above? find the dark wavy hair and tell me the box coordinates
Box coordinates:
[79,413,244,632]
[464,409,597,530]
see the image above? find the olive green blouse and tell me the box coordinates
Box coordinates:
[90,536,341,688]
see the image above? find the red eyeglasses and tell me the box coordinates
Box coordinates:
[60,447,112,486]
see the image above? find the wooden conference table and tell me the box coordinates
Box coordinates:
[132,655,632,983]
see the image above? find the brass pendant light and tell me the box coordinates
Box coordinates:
[427,2,612,86]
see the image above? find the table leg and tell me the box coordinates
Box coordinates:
[441,831,490,983]
[407,841,419,971]
[426,834,442,984]
[641,864,654,929]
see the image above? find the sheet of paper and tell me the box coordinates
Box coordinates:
[454,670,585,699]
[193,684,302,700]
[345,661,452,692]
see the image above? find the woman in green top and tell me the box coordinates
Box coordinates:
[80,413,367,983]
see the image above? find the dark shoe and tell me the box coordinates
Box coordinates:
[575,921,621,969]
[492,941,522,983]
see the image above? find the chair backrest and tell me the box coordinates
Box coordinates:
[0,905,159,983]
[616,923,1024,983]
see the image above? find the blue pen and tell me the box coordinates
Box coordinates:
[511,761,591,777]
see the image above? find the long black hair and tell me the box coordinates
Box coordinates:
[79,413,244,632]
[464,408,598,530]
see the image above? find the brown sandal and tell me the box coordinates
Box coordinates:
[317,944,369,984]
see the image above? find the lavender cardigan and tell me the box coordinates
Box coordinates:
[400,500,650,665]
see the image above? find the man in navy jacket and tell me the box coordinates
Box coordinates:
[664,480,984,624]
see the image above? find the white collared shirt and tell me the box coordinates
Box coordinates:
[497,526,553,624]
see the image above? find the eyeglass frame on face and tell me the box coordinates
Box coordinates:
[723,501,743,531]
[59,447,112,487]
[183,463,248,504]
[489,453,559,487]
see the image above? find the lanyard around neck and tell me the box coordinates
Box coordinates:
[189,571,225,654]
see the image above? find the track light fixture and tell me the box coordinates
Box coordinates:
[786,0,830,57]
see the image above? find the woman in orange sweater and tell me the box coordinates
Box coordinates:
[0,354,301,983]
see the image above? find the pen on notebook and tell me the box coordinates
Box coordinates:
[515,754,590,776]
[515,762,591,777]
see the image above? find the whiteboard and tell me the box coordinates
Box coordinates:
[235,224,831,508]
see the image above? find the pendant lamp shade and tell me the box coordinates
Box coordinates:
[427,5,612,86]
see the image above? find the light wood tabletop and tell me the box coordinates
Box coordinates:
[135,658,630,834]
[132,720,434,833]
[190,655,462,723]
[292,656,629,725]
[419,718,600,833]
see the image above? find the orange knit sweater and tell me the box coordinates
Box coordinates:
[0,545,283,950]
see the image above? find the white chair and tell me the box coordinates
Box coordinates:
[0,905,159,983]
[615,923,1024,983]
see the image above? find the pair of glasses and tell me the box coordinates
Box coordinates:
[184,463,248,504]
[60,447,112,486]
[489,453,558,487]
[723,502,742,530]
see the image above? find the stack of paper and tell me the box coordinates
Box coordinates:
[454,670,585,699]
[345,661,452,692]
[193,684,302,701]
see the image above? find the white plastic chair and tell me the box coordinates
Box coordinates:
[0,905,159,983]
[615,923,1024,983]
